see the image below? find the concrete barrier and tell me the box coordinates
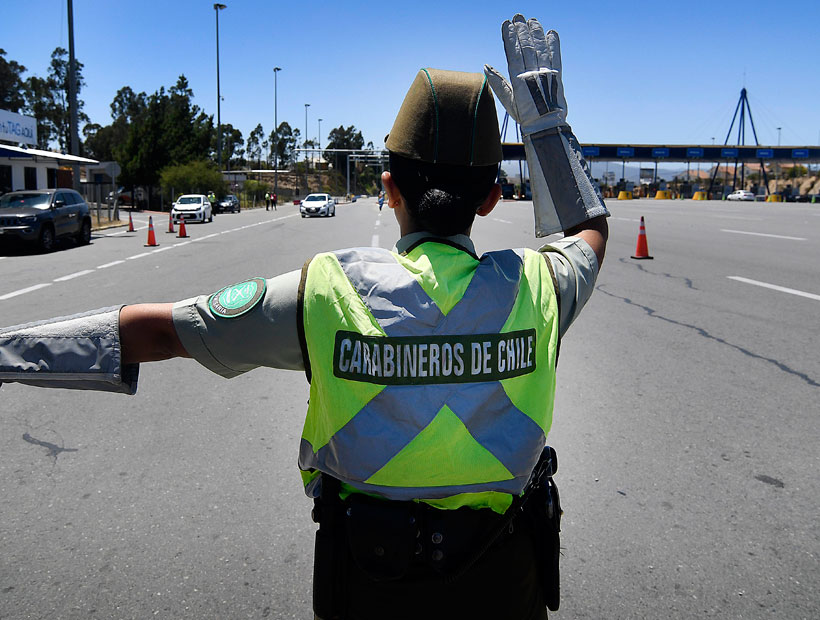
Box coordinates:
[617,190,633,200]
[693,191,707,200]
[654,190,671,200]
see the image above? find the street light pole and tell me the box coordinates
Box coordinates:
[273,67,281,204]
[214,3,226,172]
[304,103,310,194]
[66,0,80,191]
[318,118,323,171]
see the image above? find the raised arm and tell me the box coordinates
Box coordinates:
[485,14,610,257]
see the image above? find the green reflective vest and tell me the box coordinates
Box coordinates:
[297,239,559,513]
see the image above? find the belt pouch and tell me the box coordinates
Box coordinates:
[344,494,417,582]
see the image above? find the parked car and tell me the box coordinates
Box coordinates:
[300,193,336,218]
[171,194,213,223]
[106,187,145,206]
[726,189,755,201]
[215,194,240,213]
[0,188,92,252]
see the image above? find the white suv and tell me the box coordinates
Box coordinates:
[172,194,213,223]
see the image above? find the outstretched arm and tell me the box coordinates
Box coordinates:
[565,214,608,267]
[120,304,190,364]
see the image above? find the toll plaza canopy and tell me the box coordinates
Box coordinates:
[501,143,820,164]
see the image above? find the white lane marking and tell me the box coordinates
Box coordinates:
[612,217,641,222]
[371,234,380,247]
[0,283,52,300]
[491,218,513,224]
[728,277,820,302]
[721,229,806,241]
[2,213,300,300]
[106,226,147,236]
[53,269,95,282]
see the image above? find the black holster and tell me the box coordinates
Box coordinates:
[524,446,562,612]
[311,475,347,620]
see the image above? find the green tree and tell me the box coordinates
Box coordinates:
[218,123,243,168]
[0,49,26,114]
[116,76,214,187]
[160,160,225,197]
[247,123,264,168]
[324,125,364,172]
[23,75,56,149]
[269,121,298,167]
[46,47,90,152]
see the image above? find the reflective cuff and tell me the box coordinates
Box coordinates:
[0,306,139,395]
[526,126,610,237]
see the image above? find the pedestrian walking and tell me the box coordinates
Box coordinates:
[0,15,608,619]
[265,191,271,210]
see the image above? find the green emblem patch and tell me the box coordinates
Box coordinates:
[209,277,266,318]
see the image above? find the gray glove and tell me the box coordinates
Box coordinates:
[485,14,609,237]
[0,306,139,395]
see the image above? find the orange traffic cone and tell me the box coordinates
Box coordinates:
[631,216,653,260]
[177,218,189,238]
[144,216,159,247]
[166,211,175,233]
[127,212,135,232]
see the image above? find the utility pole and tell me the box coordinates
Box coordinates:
[67,0,80,191]
[304,103,310,195]
[273,67,281,204]
[214,4,226,172]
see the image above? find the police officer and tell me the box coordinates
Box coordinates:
[0,16,607,619]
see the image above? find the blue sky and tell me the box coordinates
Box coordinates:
[5,0,819,153]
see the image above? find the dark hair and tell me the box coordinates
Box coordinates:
[388,152,498,236]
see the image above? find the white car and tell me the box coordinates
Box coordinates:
[172,194,213,223]
[300,193,336,218]
[726,189,755,201]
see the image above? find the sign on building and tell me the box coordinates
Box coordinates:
[0,109,37,145]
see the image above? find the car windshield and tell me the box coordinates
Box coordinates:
[178,196,202,204]
[0,193,51,209]
[305,195,327,201]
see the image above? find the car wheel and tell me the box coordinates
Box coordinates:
[76,219,91,245]
[39,225,55,253]
[301,214,305,218]
[208,211,213,223]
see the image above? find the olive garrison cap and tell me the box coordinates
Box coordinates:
[386,68,502,166]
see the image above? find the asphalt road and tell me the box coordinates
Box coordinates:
[1,198,818,619]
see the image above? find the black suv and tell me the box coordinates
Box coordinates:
[0,189,92,252]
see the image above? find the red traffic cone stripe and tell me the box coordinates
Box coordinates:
[144,216,159,247]
[177,218,189,238]
[631,216,653,260]
[127,212,135,232]
[166,212,175,233]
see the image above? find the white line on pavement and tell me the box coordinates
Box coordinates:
[0,283,52,301]
[611,217,641,222]
[371,234,380,247]
[491,218,513,224]
[53,270,95,282]
[721,229,806,240]
[727,277,820,302]
[2,213,300,301]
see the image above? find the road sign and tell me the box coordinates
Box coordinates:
[756,148,773,158]
[721,148,739,158]
[582,146,600,157]
[652,147,670,158]
[687,147,704,158]
[617,147,634,158]
[791,149,809,159]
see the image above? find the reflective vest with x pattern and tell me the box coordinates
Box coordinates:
[298,238,559,514]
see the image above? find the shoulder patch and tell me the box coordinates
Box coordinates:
[208,277,266,318]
